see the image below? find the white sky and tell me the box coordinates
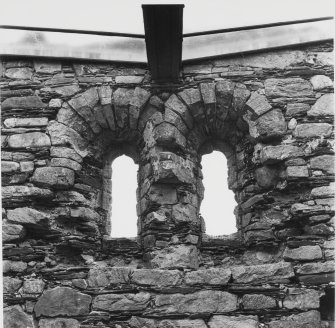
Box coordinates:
[0,0,334,34]
[111,152,236,238]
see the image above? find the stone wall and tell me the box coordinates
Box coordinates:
[1,41,334,328]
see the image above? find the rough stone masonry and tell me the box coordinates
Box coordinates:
[1,41,334,328]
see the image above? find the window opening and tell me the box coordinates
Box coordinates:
[200,151,237,236]
[110,155,138,238]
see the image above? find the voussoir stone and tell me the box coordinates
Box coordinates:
[178,88,205,121]
[215,80,235,120]
[308,93,334,117]
[92,292,150,312]
[31,167,75,189]
[149,290,237,315]
[34,287,92,317]
[184,268,231,285]
[39,318,80,328]
[246,92,272,116]
[7,132,51,149]
[208,315,259,328]
[165,94,194,129]
[231,262,294,284]
[1,95,46,110]
[4,305,34,328]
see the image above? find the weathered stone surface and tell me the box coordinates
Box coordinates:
[149,290,237,315]
[308,93,334,117]
[304,223,334,236]
[233,83,250,112]
[34,287,92,317]
[283,245,322,261]
[2,223,26,242]
[153,122,187,148]
[265,78,313,98]
[39,318,80,328]
[293,123,332,138]
[5,67,33,79]
[242,294,277,309]
[34,61,61,74]
[268,310,321,328]
[51,84,80,97]
[152,153,194,184]
[22,279,45,294]
[214,50,306,69]
[132,269,183,287]
[1,161,20,173]
[290,203,325,216]
[283,288,319,310]
[92,292,150,312]
[1,96,46,110]
[286,166,309,178]
[47,121,88,157]
[208,315,259,328]
[2,186,53,203]
[4,117,48,128]
[150,245,199,269]
[32,167,75,189]
[231,262,294,284]
[87,267,132,287]
[185,268,231,285]
[310,75,333,90]
[7,132,50,149]
[3,276,23,293]
[51,158,82,171]
[252,108,287,139]
[311,183,335,198]
[115,75,144,84]
[310,155,334,174]
[3,305,34,328]
[50,146,83,163]
[296,260,335,275]
[246,92,272,116]
[3,260,27,273]
[172,204,197,223]
[255,166,280,188]
[128,317,207,328]
[7,207,48,227]
[286,103,310,116]
[260,145,304,164]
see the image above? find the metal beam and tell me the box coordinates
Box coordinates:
[142,5,184,83]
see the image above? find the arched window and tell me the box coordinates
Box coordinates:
[200,151,237,236]
[110,155,138,238]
